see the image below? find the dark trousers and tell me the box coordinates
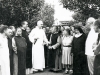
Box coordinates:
[94,54,100,75]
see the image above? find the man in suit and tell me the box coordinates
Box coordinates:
[6,28,14,75]
[93,19,100,75]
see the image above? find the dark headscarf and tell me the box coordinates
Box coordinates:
[74,26,85,34]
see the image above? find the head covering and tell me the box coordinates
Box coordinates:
[74,26,84,34]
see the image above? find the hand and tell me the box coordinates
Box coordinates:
[48,46,52,49]
[92,43,97,50]
[46,42,51,46]
[52,46,56,49]
[34,37,39,40]
[48,42,51,45]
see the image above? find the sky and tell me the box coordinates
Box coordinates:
[45,0,74,25]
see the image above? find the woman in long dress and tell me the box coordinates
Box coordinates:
[62,29,73,74]
[0,25,10,75]
[12,27,27,75]
[71,26,87,75]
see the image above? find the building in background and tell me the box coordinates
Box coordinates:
[45,0,74,26]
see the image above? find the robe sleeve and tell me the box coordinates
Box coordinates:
[29,29,35,43]
[71,37,74,53]
[52,36,61,49]
[43,30,49,44]
[12,37,17,54]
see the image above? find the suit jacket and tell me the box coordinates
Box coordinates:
[94,44,100,55]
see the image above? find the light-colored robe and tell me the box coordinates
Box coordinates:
[29,27,48,70]
[0,34,10,75]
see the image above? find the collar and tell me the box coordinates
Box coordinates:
[22,27,26,30]
[75,33,82,38]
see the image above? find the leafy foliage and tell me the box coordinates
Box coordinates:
[0,0,44,27]
[40,4,54,27]
[60,0,100,20]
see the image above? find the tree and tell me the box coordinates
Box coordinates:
[60,0,100,21]
[0,0,44,27]
[40,4,54,27]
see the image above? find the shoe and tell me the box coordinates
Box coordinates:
[32,71,38,74]
[69,70,73,73]
[32,69,38,74]
[49,68,54,71]
[64,70,69,74]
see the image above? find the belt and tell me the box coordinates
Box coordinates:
[63,45,72,47]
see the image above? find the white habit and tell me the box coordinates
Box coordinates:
[29,27,48,70]
[0,34,10,75]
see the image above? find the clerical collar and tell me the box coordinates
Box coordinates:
[75,33,82,38]
[36,26,42,29]
[15,33,22,37]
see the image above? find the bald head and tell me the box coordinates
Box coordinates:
[87,17,95,22]
[37,20,43,29]
[86,17,96,29]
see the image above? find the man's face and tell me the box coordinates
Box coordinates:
[94,26,100,33]
[16,28,22,35]
[52,27,56,33]
[38,21,43,28]
[26,27,31,33]
[6,29,13,37]
[22,21,28,29]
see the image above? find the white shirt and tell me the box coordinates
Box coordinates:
[85,27,98,56]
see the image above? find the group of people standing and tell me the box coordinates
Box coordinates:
[0,21,32,75]
[1,17,100,75]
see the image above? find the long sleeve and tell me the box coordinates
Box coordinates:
[43,31,49,44]
[71,37,74,53]
[78,34,86,55]
[29,29,35,43]
[12,37,17,54]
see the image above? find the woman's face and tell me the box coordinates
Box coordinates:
[74,29,80,34]
[16,28,22,35]
[63,30,68,36]
[26,27,31,33]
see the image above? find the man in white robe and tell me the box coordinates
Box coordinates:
[29,20,50,73]
[0,26,10,75]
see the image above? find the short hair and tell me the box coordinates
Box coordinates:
[94,19,100,29]
[21,21,27,25]
[0,25,8,33]
[9,26,15,29]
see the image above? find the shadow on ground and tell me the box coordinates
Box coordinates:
[27,69,70,75]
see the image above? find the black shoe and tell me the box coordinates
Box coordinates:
[33,71,38,74]
[38,70,43,72]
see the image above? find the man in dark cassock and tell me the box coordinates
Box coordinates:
[44,27,51,68]
[93,19,100,75]
[21,21,28,39]
[21,21,32,73]
[7,28,14,75]
[48,26,61,71]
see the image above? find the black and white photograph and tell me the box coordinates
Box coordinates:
[0,0,100,75]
